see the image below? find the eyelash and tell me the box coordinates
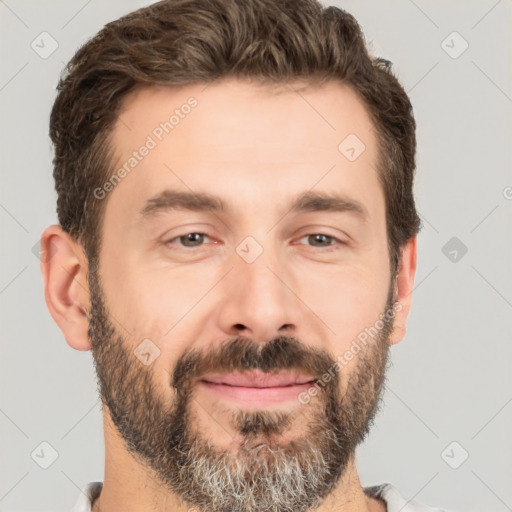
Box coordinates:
[164,232,346,251]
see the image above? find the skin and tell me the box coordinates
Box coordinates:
[41,78,417,512]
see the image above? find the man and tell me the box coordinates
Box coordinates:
[40,0,449,511]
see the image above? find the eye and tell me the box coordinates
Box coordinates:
[163,232,345,251]
[165,232,213,248]
[297,233,345,250]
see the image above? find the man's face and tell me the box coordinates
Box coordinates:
[89,79,398,512]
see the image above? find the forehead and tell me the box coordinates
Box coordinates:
[105,78,382,226]
[114,79,375,155]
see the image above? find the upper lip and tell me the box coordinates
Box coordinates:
[199,370,316,388]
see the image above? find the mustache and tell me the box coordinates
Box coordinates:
[171,335,337,392]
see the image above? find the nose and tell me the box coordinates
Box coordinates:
[215,247,301,344]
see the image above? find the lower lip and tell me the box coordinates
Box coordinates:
[197,380,315,405]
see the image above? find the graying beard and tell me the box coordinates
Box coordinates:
[183,436,332,512]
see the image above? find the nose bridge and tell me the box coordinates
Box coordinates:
[216,238,300,342]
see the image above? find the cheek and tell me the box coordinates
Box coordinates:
[100,246,212,337]
[298,262,390,346]
[99,258,217,386]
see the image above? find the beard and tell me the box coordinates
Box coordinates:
[88,261,396,512]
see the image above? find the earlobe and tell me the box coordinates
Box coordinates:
[40,225,92,351]
[389,236,417,346]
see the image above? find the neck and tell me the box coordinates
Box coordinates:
[92,413,386,512]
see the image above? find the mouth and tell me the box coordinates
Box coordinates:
[196,370,317,405]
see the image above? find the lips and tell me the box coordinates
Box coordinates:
[199,370,316,388]
[195,370,318,405]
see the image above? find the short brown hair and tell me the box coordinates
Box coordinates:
[50,0,421,276]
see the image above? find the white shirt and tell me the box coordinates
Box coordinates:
[71,481,449,511]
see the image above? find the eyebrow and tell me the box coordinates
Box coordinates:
[138,189,369,223]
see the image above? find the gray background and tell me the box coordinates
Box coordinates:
[1,1,511,511]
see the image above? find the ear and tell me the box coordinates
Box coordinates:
[389,236,417,345]
[40,225,92,351]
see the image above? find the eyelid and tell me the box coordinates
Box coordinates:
[295,233,347,248]
[294,227,349,243]
[159,223,215,241]
[160,226,350,250]
[164,232,215,246]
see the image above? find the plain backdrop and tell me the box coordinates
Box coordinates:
[1,1,511,511]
